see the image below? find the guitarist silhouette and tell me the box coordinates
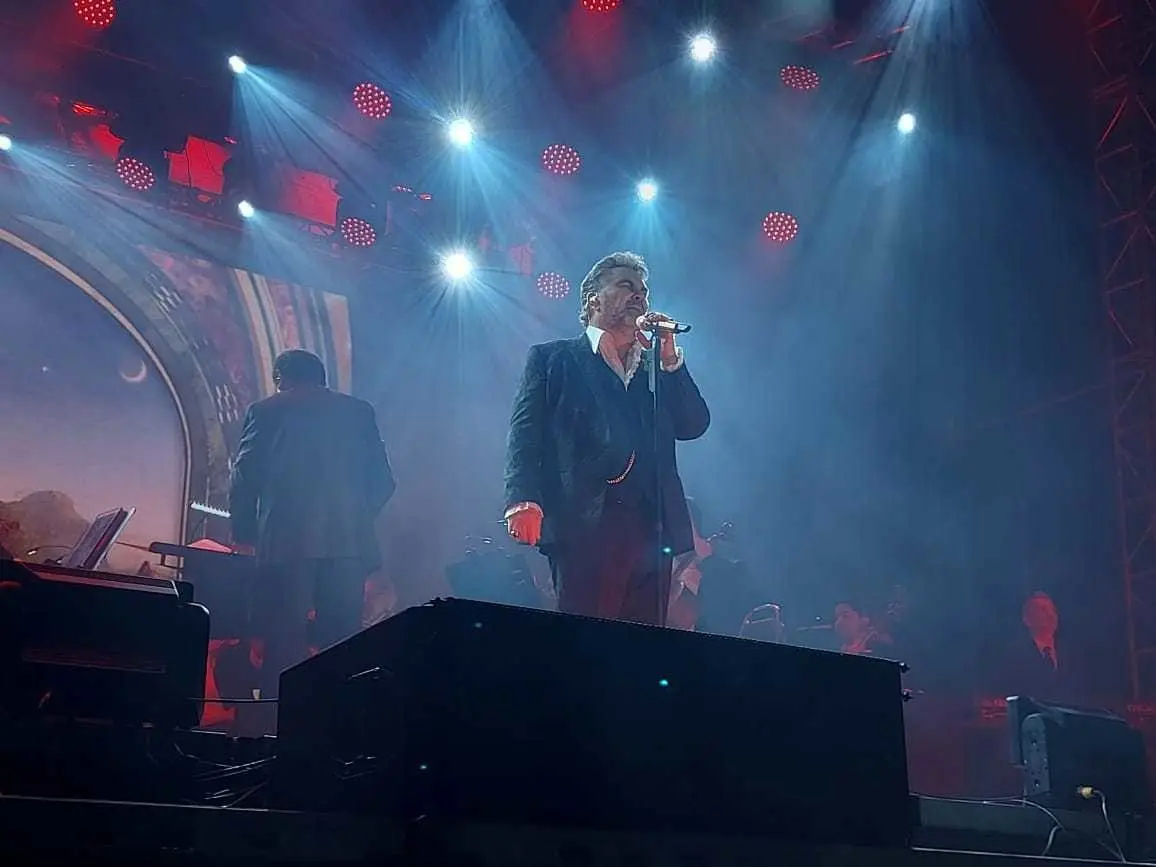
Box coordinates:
[667,498,731,630]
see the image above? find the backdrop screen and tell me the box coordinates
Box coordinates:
[0,235,350,574]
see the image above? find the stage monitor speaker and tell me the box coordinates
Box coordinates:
[274,598,912,848]
[0,559,210,729]
[1010,696,1152,815]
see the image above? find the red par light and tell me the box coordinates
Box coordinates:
[582,0,621,11]
[762,211,799,243]
[74,0,116,29]
[536,272,571,300]
[340,217,377,248]
[542,144,582,176]
[116,157,156,192]
[352,83,392,120]
[780,65,821,91]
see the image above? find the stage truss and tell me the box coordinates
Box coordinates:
[1090,0,1156,698]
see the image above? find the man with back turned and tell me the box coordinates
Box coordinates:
[229,349,395,703]
[503,252,710,624]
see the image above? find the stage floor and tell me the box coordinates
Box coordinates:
[0,795,1142,867]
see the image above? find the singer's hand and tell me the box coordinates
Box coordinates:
[635,312,679,365]
[507,507,543,547]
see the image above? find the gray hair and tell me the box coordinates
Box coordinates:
[578,251,649,326]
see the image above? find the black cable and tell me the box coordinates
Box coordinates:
[916,794,1066,858]
[1093,790,1127,863]
[917,792,1127,862]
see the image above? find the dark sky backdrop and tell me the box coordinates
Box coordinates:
[0,241,184,564]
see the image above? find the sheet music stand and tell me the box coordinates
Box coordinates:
[62,507,135,570]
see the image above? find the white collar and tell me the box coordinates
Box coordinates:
[585,325,643,352]
[584,325,608,353]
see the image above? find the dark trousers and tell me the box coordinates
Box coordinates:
[549,496,671,625]
[250,557,368,699]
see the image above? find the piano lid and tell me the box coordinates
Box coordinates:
[24,561,179,596]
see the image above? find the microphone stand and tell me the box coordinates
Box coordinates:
[647,337,669,627]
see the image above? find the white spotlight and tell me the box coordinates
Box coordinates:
[897,112,916,134]
[447,118,475,148]
[0,134,11,152]
[636,179,659,202]
[689,33,717,63]
[237,200,255,219]
[441,250,475,281]
[228,56,248,75]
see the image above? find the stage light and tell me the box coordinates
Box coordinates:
[340,217,377,248]
[74,0,116,30]
[353,83,392,120]
[763,211,799,244]
[542,144,581,176]
[780,65,820,91]
[447,118,475,148]
[689,33,717,63]
[582,0,620,10]
[536,272,571,300]
[116,156,156,193]
[237,200,255,219]
[636,179,658,202]
[897,112,916,134]
[228,56,248,75]
[0,134,11,152]
[441,250,475,281]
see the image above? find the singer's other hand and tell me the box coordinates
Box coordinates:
[507,507,543,546]
[636,312,679,365]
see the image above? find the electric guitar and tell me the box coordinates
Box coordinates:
[667,522,732,630]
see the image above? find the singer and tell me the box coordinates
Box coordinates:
[503,251,710,624]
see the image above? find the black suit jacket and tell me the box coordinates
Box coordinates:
[229,387,395,566]
[1000,634,1083,704]
[504,335,710,556]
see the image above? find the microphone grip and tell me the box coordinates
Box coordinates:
[638,318,692,334]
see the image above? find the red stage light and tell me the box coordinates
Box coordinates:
[340,217,377,247]
[780,65,821,91]
[116,157,156,192]
[582,0,620,11]
[74,0,116,29]
[352,83,392,120]
[542,144,582,176]
[763,211,799,243]
[536,272,571,300]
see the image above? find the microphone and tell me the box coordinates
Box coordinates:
[636,316,692,334]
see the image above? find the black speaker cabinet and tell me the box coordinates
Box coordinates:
[274,599,911,848]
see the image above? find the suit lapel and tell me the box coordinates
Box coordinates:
[566,335,617,433]
[569,333,606,383]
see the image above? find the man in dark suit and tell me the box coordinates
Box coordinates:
[504,251,710,624]
[229,349,394,701]
[1003,590,1081,703]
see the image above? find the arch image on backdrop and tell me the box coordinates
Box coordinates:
[0,240,184,570]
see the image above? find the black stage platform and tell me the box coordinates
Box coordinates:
[2,601,1148,865]
[0,722,1148,865]
[0,794,1148,867]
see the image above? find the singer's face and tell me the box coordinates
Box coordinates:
[590,267,649,330]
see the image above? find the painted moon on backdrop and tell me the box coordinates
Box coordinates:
[119,358,148,384]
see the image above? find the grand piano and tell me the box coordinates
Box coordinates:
[149,539,254,639]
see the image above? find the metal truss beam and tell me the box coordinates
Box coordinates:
[1090,0,1156,698]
